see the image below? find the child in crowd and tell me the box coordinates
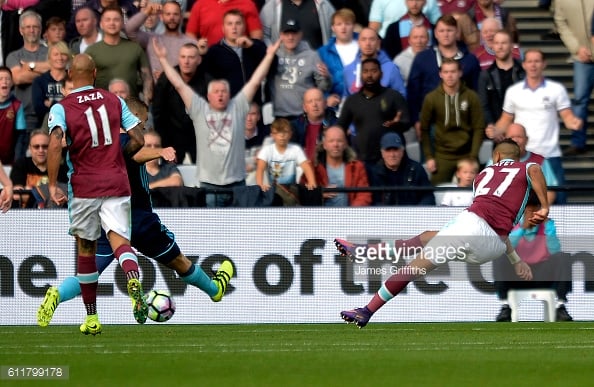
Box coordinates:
[256,118,317,191]
[440,157,479,206]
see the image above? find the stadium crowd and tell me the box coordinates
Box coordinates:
[0,0,591,209]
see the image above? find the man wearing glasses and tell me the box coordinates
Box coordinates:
[9,129,67,207]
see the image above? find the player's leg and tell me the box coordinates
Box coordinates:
[168,254,233,302]
[101,196,148,324]
[63,197,103,335]
[37,233,116,327]
[76,236,103,335]
[335,231,437,261]
[340,253,437,328]
[131,211,233,302]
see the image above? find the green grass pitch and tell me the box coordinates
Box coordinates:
[2,323,594,386]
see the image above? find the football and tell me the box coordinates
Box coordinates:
[146,290,176,322]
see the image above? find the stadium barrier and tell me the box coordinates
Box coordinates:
[1,206,594,325]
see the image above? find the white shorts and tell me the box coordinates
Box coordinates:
[69,196,132,241]
[424,210,506,265]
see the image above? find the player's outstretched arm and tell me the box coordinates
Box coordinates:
[125,125,145,157]
[152,37,194,110]
[132,146,176,164]
[241,39,281,103]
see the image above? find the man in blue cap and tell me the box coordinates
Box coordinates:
[368,132,435,205]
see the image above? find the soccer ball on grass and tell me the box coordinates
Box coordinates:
[146,290,176,322]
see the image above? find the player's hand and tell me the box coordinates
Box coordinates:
[514,261,533,281]
[152,37,167,59]
[160,147,177,163]
[49,184,67,206]
[383,111,402,127]
[528,208,549,225]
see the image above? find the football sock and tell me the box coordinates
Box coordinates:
[395,234,423,250]
[77,255,99,316]
[180,264,218,297]
[366,270,414,313]
[501,300,509,306]
[556,301,566,308]
[115,245,140,281]
[57,276,82,303]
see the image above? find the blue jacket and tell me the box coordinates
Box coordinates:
[318,33,358,96]
[343,50,406,98]
[407,45,481,123]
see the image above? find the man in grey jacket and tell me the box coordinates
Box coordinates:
[271,19,331,120]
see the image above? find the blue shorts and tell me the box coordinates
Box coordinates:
[96,209,181,273]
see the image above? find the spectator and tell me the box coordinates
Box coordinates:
[290,87,337,161]
[407,14,481,136]
[313,125,371,207]
[140,5,164,34]
[143,129,184,189]
[469,0,518,44]
[67,0,139,42]
[10,129,68,208]
[450,11,481,53]
[439,157,478,206]
[493,193,573,322]
[153,42,211,164]
[245,102,269,185]
[393,24,429,85]
[260,0,335,49]
[202,9,267,106]
[554,0,594,155]
[256,117,317,191]
[108,78,131,99]
[32,42,70,129]
[343,27,406,98]
[0,66,26,165]
[125,1,198,83]
[0,0,26,67]
[6,10,49,160]
[0,159,13,211]
[68,7,102,54]
[473,17,521,70]
[420,58,484,184]
[477,29,524,128]
[337,57,409,168]
[153,37,280,207]
[494,49,582,204]
[318,8,359,100]
[43,17,66,46]
[186,0,262,46]
[369,132,435,205]
[86,6,152,104]
[327,0,370,28]
[271,19,331,120]
[382,0,433,61]
[368,0,441,38]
